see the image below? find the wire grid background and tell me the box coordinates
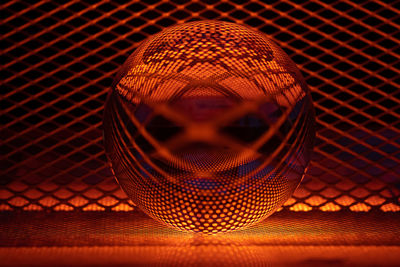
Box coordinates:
[1,0,400,213]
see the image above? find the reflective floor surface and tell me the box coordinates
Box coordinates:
[1,210,399,266]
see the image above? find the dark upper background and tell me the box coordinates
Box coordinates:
[1,0,399,213]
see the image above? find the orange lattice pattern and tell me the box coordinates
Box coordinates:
[1,0,400,213]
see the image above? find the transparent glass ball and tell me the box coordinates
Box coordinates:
[103,21,315,234]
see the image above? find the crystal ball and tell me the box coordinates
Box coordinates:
[103,21,315,234]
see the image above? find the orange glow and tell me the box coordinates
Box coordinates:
[1,193,399,213]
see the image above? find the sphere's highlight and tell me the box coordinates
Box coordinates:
[103,21,315,234]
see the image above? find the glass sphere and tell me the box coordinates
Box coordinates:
[103,21,315,234]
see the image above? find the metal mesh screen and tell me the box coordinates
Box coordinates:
[1,0,400,213]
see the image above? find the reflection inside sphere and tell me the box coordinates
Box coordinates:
[103,20,315,234]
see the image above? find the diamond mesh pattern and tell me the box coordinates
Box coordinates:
[1,0,400,213]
